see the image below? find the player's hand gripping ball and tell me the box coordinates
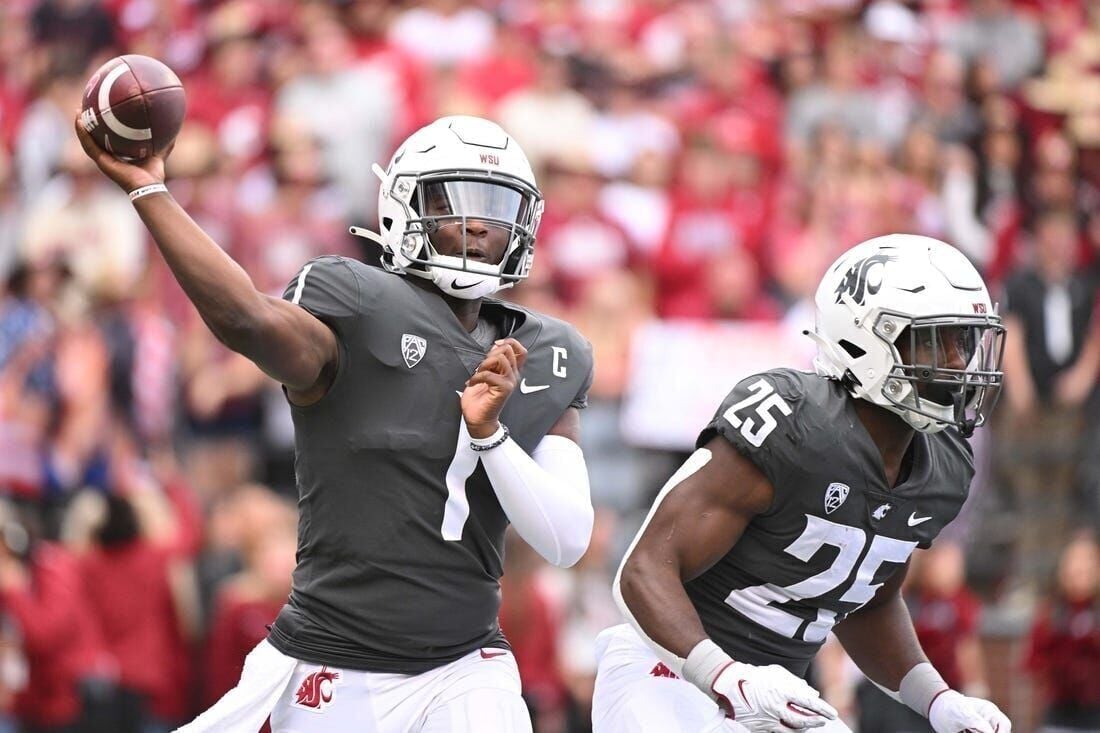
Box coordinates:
[80,55,186,162]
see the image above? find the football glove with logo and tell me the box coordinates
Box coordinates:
[683,640,837,732]
[928,690,1011,733]
[711,662,839,732]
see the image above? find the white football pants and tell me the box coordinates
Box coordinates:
[592,624,853,733]
[175,639,532,733]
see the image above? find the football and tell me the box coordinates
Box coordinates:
[80,54,186,162]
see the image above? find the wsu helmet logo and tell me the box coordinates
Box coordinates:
[293,666,340,711]
[834,253,896,305]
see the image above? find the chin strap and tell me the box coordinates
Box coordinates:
[952,389,976,438]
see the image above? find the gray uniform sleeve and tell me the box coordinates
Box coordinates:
[282,256,361,339]
[570,338,594,410]
[696,370,804,495]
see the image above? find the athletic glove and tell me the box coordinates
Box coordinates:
[928,689,1011,733]
[712,661,838,731]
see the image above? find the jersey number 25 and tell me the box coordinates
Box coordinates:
[725,515,917,642]
[722,379,792,448]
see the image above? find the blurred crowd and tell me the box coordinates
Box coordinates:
[0,0,1098,731]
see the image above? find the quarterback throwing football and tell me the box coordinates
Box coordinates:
[594,236,1011,733]
[75,115,595,732]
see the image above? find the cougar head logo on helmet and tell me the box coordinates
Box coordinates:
[350,116,543,300]
[807,234,1005,437]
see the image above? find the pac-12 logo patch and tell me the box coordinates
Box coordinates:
[824,482,850,514]
[293,666,340,711]
[402,333,427,368]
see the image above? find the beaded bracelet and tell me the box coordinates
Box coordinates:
[469,423,510,452]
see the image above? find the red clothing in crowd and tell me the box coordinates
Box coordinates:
[80,543,179,712]
[456,50,537,108]
[500,578,566,715]
[354,39,434,143]
[654,192,772,320]
[1,544,107,728]
[204,585,284,707]
[537,208,637,306]
[79,480,203,723]
[906,588,981,691]
[1026,598,1100,710]
[182,71,272,167]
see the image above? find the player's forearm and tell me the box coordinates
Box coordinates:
[132,193,268,347]
[131,194,330,389]
[614,552,710,669]
[479,432,593,567]
[834,590,928,691]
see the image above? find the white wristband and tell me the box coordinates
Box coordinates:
[128,183,168,201]
[468,422,508,450]
[682,639,734,696]
[899,662,950,717]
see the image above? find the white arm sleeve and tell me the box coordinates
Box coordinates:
[479,433,593,568]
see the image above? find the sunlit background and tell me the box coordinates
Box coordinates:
[0,1,1098,732]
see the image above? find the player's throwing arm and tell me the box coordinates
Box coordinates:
[74,57,339,403]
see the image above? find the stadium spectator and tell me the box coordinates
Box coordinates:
[537,156,636,306]
[943,0,1043,90]
[204,521,295,711]
[501,531,568,732]
[856,542,991,732]
[495,49,595,172]
[20,140,145,306]
[0,500,113,733]
[1025,533,1100,732]
[183,31,271,171]
[998,210,1098,587]
[653,134,774,320]
[77,487,198,733]
[275,16,398,221]
[387,0,495,69]
[29,0,114,77]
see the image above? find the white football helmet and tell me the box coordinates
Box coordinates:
[807,234,1005,437]
[350,115,543,300]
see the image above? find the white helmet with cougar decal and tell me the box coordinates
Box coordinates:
[807,234,1005,437]
[350,115,543,300]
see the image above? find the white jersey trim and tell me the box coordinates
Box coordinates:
[291,262,315,305]
[612,447,713,675]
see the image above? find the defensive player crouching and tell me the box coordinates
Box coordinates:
[593,236,1012,733]
[75,114,595,733]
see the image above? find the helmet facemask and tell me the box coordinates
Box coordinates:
[873,311,1006,437]
[382,170,543,299]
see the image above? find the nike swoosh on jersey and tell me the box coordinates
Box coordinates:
[519,379,550,394]
[907,513,933,526]
[480,649,507,659]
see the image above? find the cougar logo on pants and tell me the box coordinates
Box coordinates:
[293,666,340,711]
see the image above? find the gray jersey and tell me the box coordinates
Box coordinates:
[688,369,973,676]
[267,256,593,674]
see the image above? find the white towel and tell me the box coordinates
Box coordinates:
[174,640,298,733]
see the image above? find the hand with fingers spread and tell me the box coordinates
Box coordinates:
[462,337,527,438]
[928,690,1011,733]
[711,662,838,732]
[73,113,171,194]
